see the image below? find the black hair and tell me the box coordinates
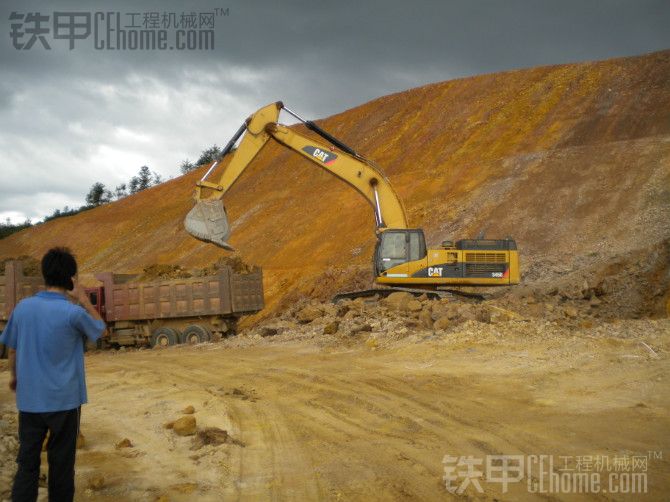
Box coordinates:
[41,247,77,290]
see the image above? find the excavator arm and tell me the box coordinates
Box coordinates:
[185,101,408,249]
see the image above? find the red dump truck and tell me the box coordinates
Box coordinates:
[0,260,263,355]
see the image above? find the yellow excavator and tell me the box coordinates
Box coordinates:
[185,102,519,292]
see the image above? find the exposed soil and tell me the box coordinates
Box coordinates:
[1,312,668,501]
[0,51,667,319]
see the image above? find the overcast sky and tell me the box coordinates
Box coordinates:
[1,0,668,223]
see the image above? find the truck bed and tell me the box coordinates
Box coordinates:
[95,268,263,322]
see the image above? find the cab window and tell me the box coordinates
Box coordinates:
[380,233,407,260]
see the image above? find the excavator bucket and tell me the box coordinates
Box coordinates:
[184,200,234,250]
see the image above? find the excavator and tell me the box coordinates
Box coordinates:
[184,102,519,293]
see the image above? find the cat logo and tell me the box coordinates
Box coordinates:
[428,267,443,277]
[302,146,338,166]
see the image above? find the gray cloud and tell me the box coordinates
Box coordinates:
[1,0,668,222]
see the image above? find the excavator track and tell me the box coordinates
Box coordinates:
[332,287,486,303]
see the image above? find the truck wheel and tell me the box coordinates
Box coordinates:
[150,327,177,348]
[180,324,211,345]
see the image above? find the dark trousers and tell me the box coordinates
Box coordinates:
[12,407,80,502]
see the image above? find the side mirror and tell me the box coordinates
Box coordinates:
[441,240,454,248]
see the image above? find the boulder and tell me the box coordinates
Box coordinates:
[323,321,340,335]
[383,292,413,312]
[433,316,450,331]
[261,326,279,337]
[564,306,578,318]
[296,305,323,323]
[322,303,338,317]
[419,309,433,329]
[181,405,195,415]
[173,415,197,436]
[407,300,423,312]
[349,323,372,335]
[336,305,350,317]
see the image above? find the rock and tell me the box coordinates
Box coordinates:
[545,303,555,312]
[407,300,423,312]
[476,308,491,323]
[323,321,340,335]
[260,327,279,337]
[336,305,350,317]
[115,438,133,449]
[76,433,85,450]
[417,293,428,302]
[564,306,578,318]
[383,292,413,312]
[348,323,372,335]
[296,305,323,323]
[433,316,450,331]
[322,303,338,317]
[172,416,197,436]
[190,427,228,451]
[163,421,175,429]
[590,296,602,307]
[419,309,433,329]
[181,405,195,415]
[433,302,462,320]
[87,474,105,490]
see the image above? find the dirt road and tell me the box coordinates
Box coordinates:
[1,319,669,501]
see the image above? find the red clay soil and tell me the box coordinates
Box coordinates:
[1,50,669,321]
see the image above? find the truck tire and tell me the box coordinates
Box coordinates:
[180,324,211,345]
[150,327,177,348]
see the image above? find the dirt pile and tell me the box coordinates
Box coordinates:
[247,289,592,344]
[138,254,258,282]
[0,256,39,276]
[1,50,668,321]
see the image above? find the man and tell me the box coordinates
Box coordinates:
[0,248,106,502]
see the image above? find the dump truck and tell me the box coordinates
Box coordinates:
[0,260,263,355]
[185,102,520,290]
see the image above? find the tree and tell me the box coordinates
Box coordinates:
[129,166,163,194]
[114,183,128,199]
[196,145,222,166]
[180,159,196,174]
[85,182,112,206]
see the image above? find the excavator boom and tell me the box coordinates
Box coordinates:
[184,102,407,249]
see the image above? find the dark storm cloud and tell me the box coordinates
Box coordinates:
[0,0,668,222]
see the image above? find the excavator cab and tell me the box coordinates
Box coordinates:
[374,229,427,275]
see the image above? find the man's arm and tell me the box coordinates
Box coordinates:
[70,281,109,338]
[8,348,16,391]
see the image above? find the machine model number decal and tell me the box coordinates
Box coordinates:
[302,146,338,165]
[491,272,504,278]
[428,267,443,277]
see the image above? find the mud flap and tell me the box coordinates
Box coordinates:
[184,200,234,250]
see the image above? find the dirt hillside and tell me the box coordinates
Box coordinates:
[1,50,668,319]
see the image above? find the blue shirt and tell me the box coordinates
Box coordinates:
[0,291,105,412]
